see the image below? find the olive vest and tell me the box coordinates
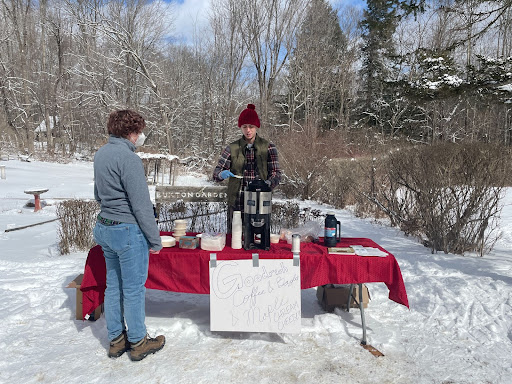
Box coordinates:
[227,135,269,207]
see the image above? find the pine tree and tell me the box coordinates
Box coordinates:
[359,0,400,129]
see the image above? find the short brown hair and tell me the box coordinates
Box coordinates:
[107,110,145,138]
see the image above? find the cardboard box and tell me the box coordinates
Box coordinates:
[67,274,103,321]
[179,236,199,249]
[316,284,370,312]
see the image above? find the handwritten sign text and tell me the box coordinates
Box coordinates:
[209,259,301,333]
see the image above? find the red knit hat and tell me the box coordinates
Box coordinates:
[238,104,260,128]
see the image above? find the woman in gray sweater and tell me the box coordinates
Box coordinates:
[93,109,165,361]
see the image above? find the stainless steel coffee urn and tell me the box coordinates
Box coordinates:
[243,179,272,250]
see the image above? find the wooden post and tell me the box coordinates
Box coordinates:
[0,165,5,179]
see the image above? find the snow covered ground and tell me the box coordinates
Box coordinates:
[0,159,511,384]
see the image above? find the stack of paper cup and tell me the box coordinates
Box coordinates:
[231,211,242,249]
[291,234,301,253]
[172,219,187,241]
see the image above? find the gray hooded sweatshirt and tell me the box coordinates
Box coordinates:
[94,135,162,251]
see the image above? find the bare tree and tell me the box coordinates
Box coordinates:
[0,0,38,152]
[101,0,175,149]
[335,4,361,130]
[38,0,54,153]
[286,0,359,137]
[205,0,250,149]
[64,0,175,152]
[239,0,308,128]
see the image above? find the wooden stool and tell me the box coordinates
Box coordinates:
[24,188,49,212]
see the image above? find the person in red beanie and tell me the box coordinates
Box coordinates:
[213,103,281,232]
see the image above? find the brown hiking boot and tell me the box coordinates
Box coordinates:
[129,334,165,361]
[108,331,130,358]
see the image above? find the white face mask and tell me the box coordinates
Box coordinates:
[134,132,146,147]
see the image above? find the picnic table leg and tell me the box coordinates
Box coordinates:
[359,283,367,345]
[347,284,354,313]
[346,284,367,344]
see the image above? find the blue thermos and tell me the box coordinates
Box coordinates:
[324,211,341,247]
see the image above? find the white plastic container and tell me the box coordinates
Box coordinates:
[200,233,226,251]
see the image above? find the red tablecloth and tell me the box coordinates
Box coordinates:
[80,234,409,319]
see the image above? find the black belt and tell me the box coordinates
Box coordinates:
[97,214,122,226]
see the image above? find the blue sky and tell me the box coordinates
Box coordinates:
[170,0,366,44]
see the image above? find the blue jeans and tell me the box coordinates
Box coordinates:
[93,222,149,343]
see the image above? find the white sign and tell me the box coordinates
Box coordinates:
[209,259,301,333]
